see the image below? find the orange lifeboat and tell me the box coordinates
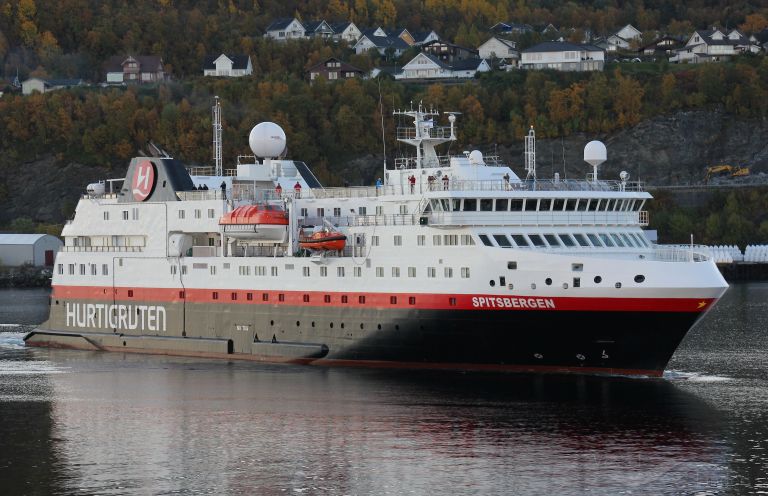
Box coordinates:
[219,204,288,241]
[299,230,347,251]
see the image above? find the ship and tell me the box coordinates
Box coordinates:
[25,101,728,377]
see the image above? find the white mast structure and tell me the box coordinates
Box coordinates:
[392,102,456,178]
[212,96,223,177]
[525,126,536,181]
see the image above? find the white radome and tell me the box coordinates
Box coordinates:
[249,122,286,158]
[584,140,607,167]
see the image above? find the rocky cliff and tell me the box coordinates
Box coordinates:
[2,108,767,226]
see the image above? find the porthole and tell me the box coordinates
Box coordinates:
[341,323,345,329]
[296,321,300,327]
[634,275,645,283]
[531,283,536,290]
[330,322,334,329]
[270,320,274,326]
[594,276,602,284]
[615,282,622,289]
[311,321,315,327]
[489,280,495,287]
[395,325,400,330]
[360,323,364,330]
[545,278,552,286]
[377,324,382,330]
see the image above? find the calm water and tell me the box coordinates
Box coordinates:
[0,285,767,495]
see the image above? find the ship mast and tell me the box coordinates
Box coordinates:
[392,102,456,179]
[212,96,223,177]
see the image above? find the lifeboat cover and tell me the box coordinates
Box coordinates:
[219,205,288,225]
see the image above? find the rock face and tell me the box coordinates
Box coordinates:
[1,108,766,225]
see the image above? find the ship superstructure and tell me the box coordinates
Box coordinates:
[26,104,728,376]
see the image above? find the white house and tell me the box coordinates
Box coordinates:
[395,53,490,80]
[22,78,85,95]
[412,30,440,46]
[203,54,252,77]
[353,34,410,57]
[331,22,362,44]
[478,37,519,66]
[304,20,334,39]
[670,28,757,63]
[264,18,306,41]
[521,41,604,71]
[0,234,62,266]
[616,24,642,41]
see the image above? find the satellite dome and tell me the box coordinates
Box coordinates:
[249,122,286,158]
[468,150,484,165]
[584,141,607,167]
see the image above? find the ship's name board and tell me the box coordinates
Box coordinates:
[66,303,167,332]
[472,296,556,309]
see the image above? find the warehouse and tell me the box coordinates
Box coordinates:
[0,234,62,267]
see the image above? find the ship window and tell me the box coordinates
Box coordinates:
[634,275,645,283]
[212,292,219,300]
[400,205,408,214]
[354,267,362,277]
[572,263,583,272]
[461,267,471,278]
[451,199,461,211]
[303,267,310,276]
[611,233,625,247]
[358,207,366,215]
[320,266,327,277]
[577,200,588,211]
[342,295,348,303]
[409,297,416,305]
[170,265,177,275]
[559,234,576,247]
[495,199,509,211]
[553,199,565,211]
[528,234,547,247]
[91,264,97,276]
[278,294,284,302]
[510,199,524,211]
[587,200,600,211]
[511,234,529,247]
[394,235,402,246]
[80,264,86,275]
[303,294,310,302]
[621,233,636,247]
[432,235,442,246]
[544,234,561,247]
[444,267,453,278]
[478,234,493,247]
[371,236,379,246]
[271,266,278,276]
[427,267,436,278]
[565,199,577,211]
[524,199,538,211]
[208,209,215,218]
[57,264,63,275]
[573,233,590,247]
[324,295,331,303]
[247,293,253,301]
[545,278,552,286]
[390,296,397,304]
[223,263,230,269]
[231,292,237,301]
[263,293,269,301]
[194,209,201,219]
[449,297,457,306]
[239,266,251,275]
[255,266,266,276]
[508,261,517,270]
[594,276,602,284]
[300,208,308,217]
[480,199,493,211]
[103,211,109,220]
[463,199,477,211]
[68,264,75,275]
[337,267,345,277]
[605,199,616,211]
[359,295,366,304]
[573,277,581,288]
[333,208,341,217]
[493,234,512,248]
[178,210,184,219]
[317,208,325,217]
[392,267,400,277]
[587,233,602,247]
[460,235,474,245]
[376,267,384,277]
[408,267,417,277]
[444,235,458,246]
[539,199,552,211]
[632,233,649,247]
[599,233,615,247]
[417,235,425,246]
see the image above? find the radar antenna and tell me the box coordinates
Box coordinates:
[525,126,536,180]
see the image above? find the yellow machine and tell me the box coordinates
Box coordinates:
[705,165,750,183]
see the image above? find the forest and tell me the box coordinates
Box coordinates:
[1,0,768,244]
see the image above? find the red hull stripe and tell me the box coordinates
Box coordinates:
[51,285,715,313]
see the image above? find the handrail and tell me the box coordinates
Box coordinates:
[61,246,144,253]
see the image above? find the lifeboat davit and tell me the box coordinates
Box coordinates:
[219,204,288,242]
[299,230,347,251]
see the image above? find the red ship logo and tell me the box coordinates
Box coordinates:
[132,160,156,201]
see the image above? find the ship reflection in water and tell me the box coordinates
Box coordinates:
[1,284,768,494]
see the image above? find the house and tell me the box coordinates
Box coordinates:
[353,33,410,57]
[421,40,478,64]
[478,37,519,67]
[0,234,62,267]
[412,30,440,46]
[331,22,362,44]
[521,41,604,71]
[491,22,534,35]
[307,58,364,82]
[670,28,757,63]
[606,34,631,51]
[395,52,490,80]
[638,36,683,56]
[755,28,768,51]
[616,24,642,41]
[203,54,252,77]
[264,17,306,41]
[304,20,334,39]
[104,55,165,84]
[21,77,85,95]
[368,66,403,79]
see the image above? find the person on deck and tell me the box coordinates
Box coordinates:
[275,183,283,198]
[408,175,416,193]
[442,175,449,190]
[294,181,302,199]
[375,177,382,196]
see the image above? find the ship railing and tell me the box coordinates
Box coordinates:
[651,244,711,262]
[187,166,215,176]
[61,246,144,253]
[300,214,420,228]
[447,179,645,193]
[177,190,227,201]
[80,193,119,200]
[427,211,647,227]
[396,126,452,140]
